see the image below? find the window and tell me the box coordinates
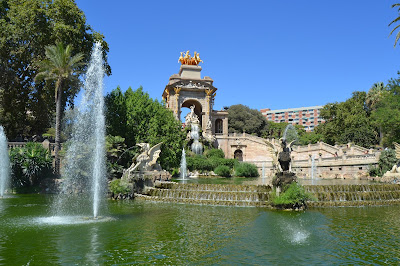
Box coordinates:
[215,119,223,134]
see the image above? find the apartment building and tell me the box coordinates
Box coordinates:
[260,106,325,132]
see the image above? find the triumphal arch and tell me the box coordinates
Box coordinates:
[162,51,228,140]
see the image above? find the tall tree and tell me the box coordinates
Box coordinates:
[227,104,268,137]
[315,91,378,148]
[105,87,185,171]
[366,82,387,146]
[371,75,400,146]
[35,42,84,174]
[0,0,110,139]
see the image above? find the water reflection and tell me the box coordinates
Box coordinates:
[0,195,399,264]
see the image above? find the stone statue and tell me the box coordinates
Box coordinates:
[264,139,281,172]
[265,138,296,173]
[184,105,200,126]
[126,142,162,174]
[390,142,400,173]
[266,138,297,190]
[278,138,296,172]
[206,119,212,131]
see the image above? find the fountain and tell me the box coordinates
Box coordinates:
[53,42,106,219]
[261,162,266,185]
[282,124,298,144]
[310,155,316,185]
[185,105,203,155]
[190,124,203,155]
[0,126,10,197]
[180,148,187,181]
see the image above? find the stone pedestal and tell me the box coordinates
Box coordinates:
[272,171,297,190]
[122,170,172,194]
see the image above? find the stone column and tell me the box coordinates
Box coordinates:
[173,87,181,121]
[223,117,228,136]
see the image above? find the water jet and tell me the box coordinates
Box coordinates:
[0,126,10,197]
[53,42,106,219]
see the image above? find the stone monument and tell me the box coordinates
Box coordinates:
[266,138,297,192]
[122,142,171,194]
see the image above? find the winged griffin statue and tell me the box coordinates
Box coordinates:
[264,138,296,173]
[126,142,163,174]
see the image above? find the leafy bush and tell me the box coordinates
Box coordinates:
[214,165,231,177]
[271,182,314,207]
[9,143,53,189]
[109,179,131,194]
[171,168,180,177]
[378,149,397,175]
[368,165,381,177]
[234,162,259,177]
[186,155,237,172]
[204,148,225,159]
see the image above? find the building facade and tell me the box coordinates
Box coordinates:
[260,106,325,132]
[163,53,378,180]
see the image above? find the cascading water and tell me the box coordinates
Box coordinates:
[53,42,106,218]
[190,124,203,154]
[180,148,187,181]
[0,126,10,197]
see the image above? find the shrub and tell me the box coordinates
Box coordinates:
[186,155,237,173]
[368,165,381,177]
[272,182,314,207]
[186,156,212,172]
[378,149,397,176]
[109,179,131,194]
[214,165,231,177]
[204,148,225,159]
[234,162,259,177]
[9,143,53,189]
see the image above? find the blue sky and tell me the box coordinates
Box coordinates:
[76,0,400,112]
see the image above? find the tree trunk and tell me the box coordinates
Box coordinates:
[54,79,62,176]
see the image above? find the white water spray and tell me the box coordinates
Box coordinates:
[54,42,106,218]
[311,155,317,185]
[0,126,10,197]
[180,148,187,181]
[190,124,203,155]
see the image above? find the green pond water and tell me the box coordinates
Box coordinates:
[1,194,399,265]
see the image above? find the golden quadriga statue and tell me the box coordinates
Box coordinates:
[178,50,203,65]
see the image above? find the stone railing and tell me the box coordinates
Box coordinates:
[7,140,62,156]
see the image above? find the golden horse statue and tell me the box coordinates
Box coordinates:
[179,50,203,65]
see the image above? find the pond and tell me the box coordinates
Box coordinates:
[0,194,399,265]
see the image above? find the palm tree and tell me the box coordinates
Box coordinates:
[366,82,386,111]
[366,82,387,147]
[35,42,84,175]
[389,4,400,47]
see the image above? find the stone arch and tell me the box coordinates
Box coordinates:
[181,99,203,124]
[215,119,223,134]
[234,149,243,161]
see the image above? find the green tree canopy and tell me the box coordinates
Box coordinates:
[314,91,378,148]
[227,104,268,137]
[371,75,400,146]
[105,87,185,171]
[0,0,110,139]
